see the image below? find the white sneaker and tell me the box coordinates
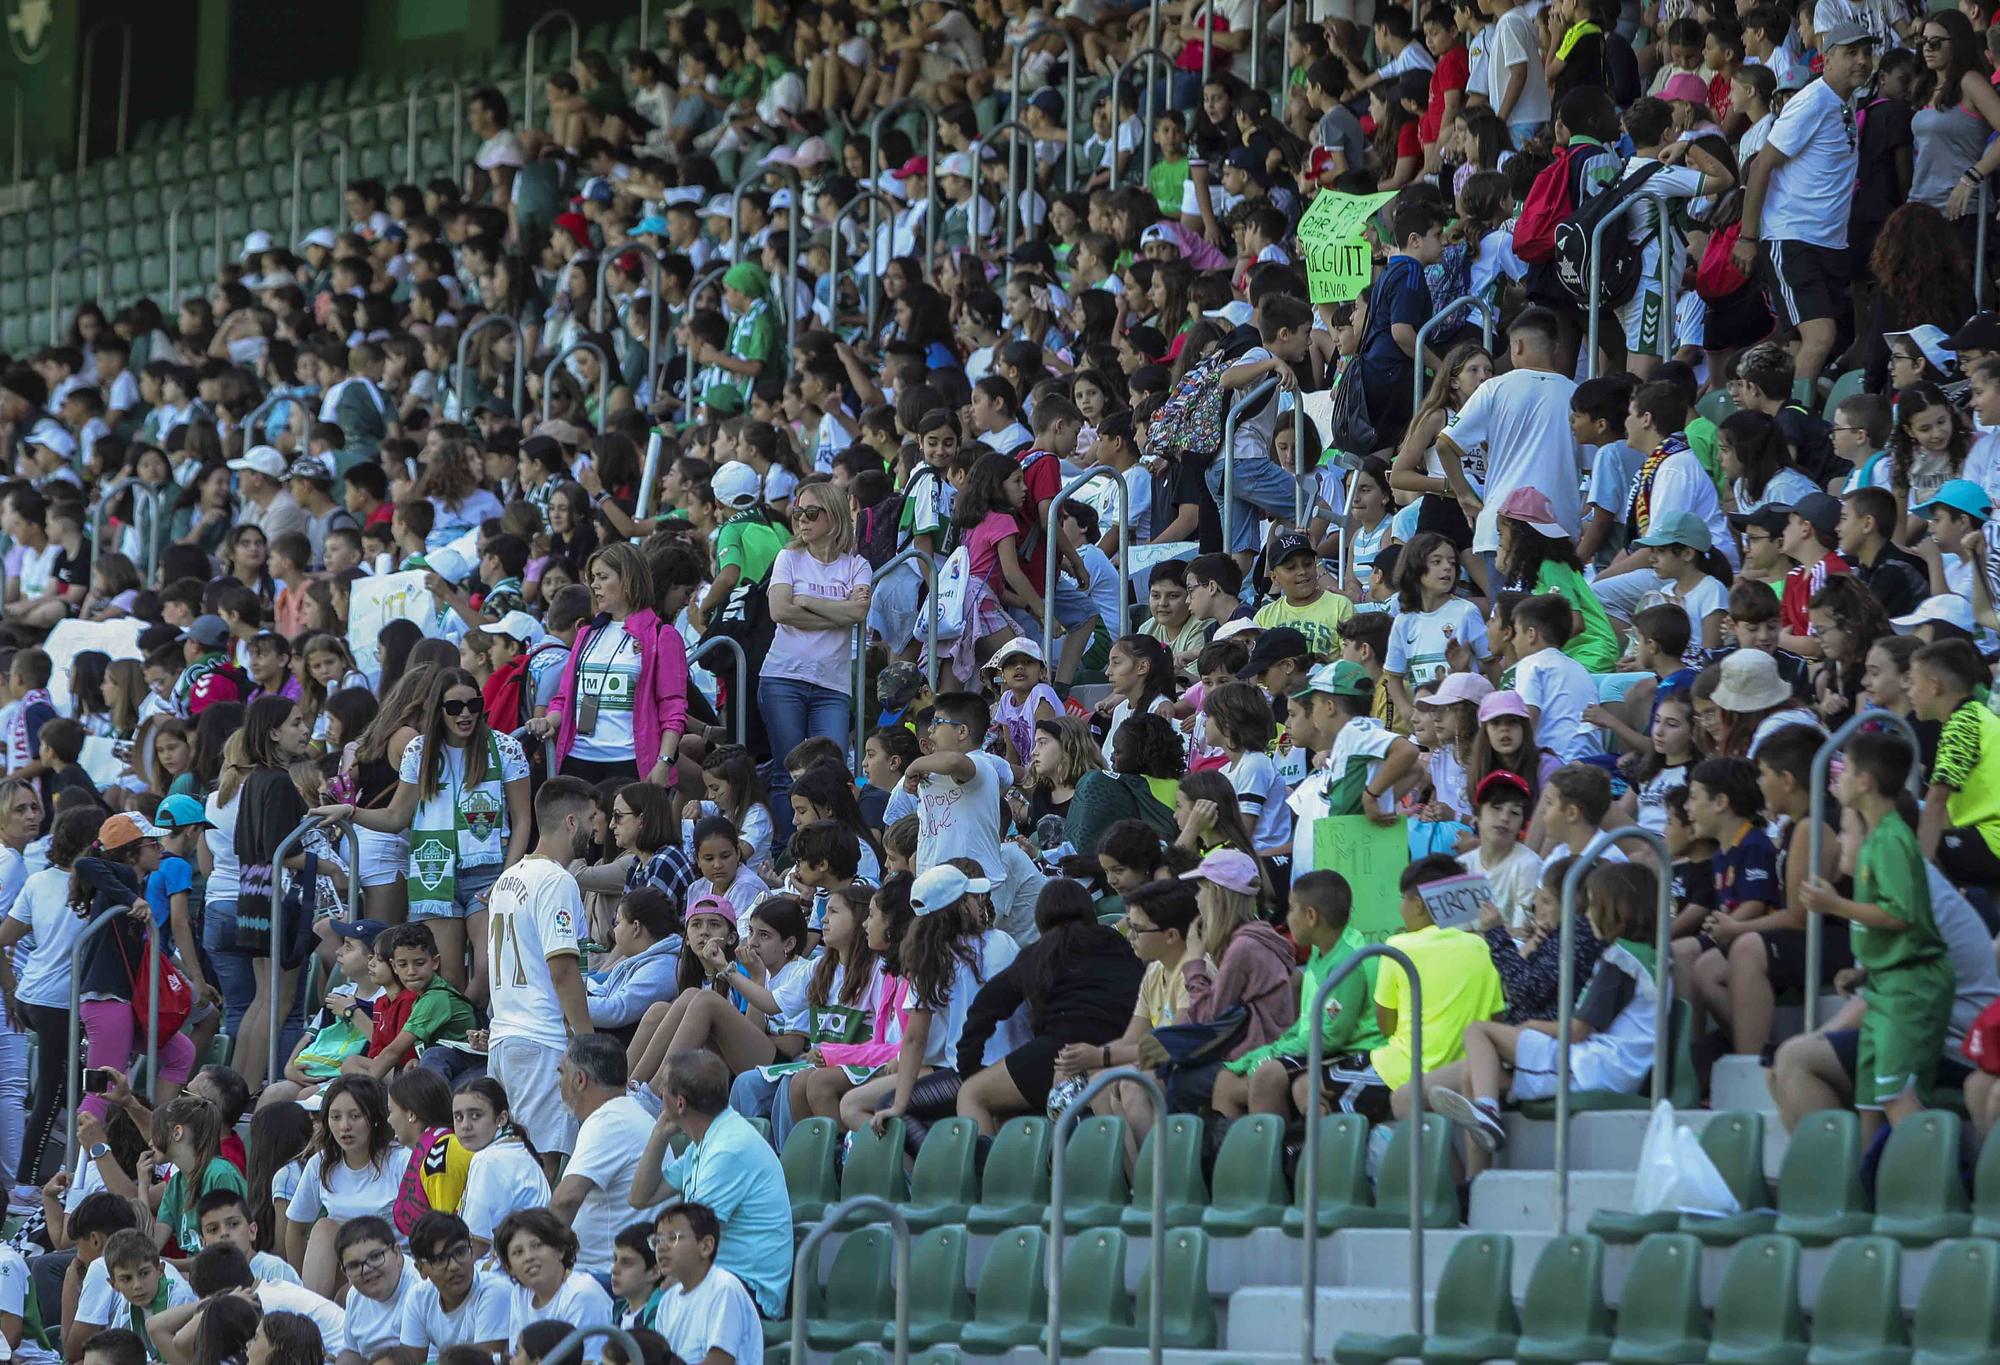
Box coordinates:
[1426,1087,1508,1153]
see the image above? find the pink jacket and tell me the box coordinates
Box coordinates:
[547,608,689,771]
[818,975,911,1070]
[1182,920,1300,1061]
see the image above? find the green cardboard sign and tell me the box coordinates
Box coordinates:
[1296,189,1397,248]
[1305,237,1374,303]
[1310,815,1412,941]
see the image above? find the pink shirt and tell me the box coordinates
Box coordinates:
[764,547,872,695]
[964,510,1020,587]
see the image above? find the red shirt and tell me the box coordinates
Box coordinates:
[1014,447,1065,586]
[222,1132,247,1174]
[1707,71,1734,122]
[1780,550,1852,635]
[1422,44,1470,144]
[367,989,416,1058]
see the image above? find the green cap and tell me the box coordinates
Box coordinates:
[722,261,769,296]
[1632,510,1713,552]
[1292,660,1373,699]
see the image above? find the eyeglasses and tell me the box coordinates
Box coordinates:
[1922,34,1951,47]
[613,807,636,820]
[417,1243,475,1268]
[440,698,485,718]
[1829,425,1868,435]
[1127,921,1165,936]
[795,504,827,522]
[650,1231,697,1249]
[342,1247,392,1276]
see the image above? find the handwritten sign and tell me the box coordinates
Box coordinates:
[43,618,145,712]
[1296,189,1397,247]
[1417,872,1492,931]
[348,571,436,675]
[1310,815,1411,941]
[1305,237,1374,304]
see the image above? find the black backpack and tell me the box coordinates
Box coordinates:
[858,465,941,569]
[1553,159,1670,308]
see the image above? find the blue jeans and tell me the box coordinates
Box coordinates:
[758,675,855,845]
[1205,449,1305,553]
[201,900,257,1041]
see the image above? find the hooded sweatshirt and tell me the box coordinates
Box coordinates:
[1182,919,1300,1060]
[74,856,151,998]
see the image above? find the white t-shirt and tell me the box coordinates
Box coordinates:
[1514,647,1603,762]
[486,857,586,1050]
[565,1096,670,1274]
[1445,368,1580,554]
[0,1245,31,1363]
[655,1267,764,1365]
[459,1140,552,1244]
[1633,762,1689,836]
[763,956,815,1034]
[1489,8,1552,127]
[1647,574,1730,643]
[1619,156,1709,299]
[1635,449,1736,567]
[928,928,1024,1068]
[914,750,1013,875]
[258,1279,349,1356]
[285,1147,414,1225]
[506,1271,613,1357]
[396,732,530,845]
[1761,79,1858,249]
[1083,462,1152,543]
[13,543,58,600]
[251,1251,302,1286]
[1385,598,1491,688]
[400,1269,515,1355]
[205,790,242,901]
[6,865,82,1008]
[1223,751,1294,853]
[1460,840,1545,930]
[569,623,642,762]
[76,1259,197,1329]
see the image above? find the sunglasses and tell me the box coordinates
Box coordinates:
[796,504,828,522]
[1922,34,1951,47]
[441,698,485,718]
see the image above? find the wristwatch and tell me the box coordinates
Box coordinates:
[88,1143,110,1161]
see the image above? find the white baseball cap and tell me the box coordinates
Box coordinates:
[711,461,762,509]
[227,446,289,480]
[241,230,274,257]
[26,420,75,458]
[986,638,1047,669]
[1891,594,1976,633]
[298,228,338,250]
[910,865,993,915]
[481,610,542,644]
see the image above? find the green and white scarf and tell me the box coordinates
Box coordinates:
[408,733,507,919]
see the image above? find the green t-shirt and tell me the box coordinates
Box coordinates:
[1851,811,1947,980]
[404,975,478,1049]
[716,512,787,584]
[1535,560,1620,673]
[728,299,776,366]
[1227,927,1388,1073]
[159,1157,248,1255]
[1148,157,1190,216]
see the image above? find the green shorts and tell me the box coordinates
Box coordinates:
[1855,980,1953,1111]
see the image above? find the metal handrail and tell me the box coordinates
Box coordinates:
[523,11,582,132]
[1112,49,1177,188]
[1050,1067,1164,1365]
[1584,189,1676,382]
[49,244,108,346]
[405,77,465,185]
[1804,712,1922,1033]
[729,162,803,364]
[792,1196,912,1365]
[1219,375,1300,554]
[867,100,941,331]
[1979,181,1991,306]
[1303,944,1426,1363]
[848,546,941,763]
[594,249,664,400]
[1010,31,1081,191]
[241,391,314,456]
[452,313,526,422]
[88,476,136,590]
[1554,825,1673,1232]
[543,1324,642,1365]
[1410,296,1499,413]
[266,815,327,1083]
[1040,468,1133,666]
[969,120,1034,283]
[635,431,664,524]
[1201,0,1220,86]
[167,185,225,308]
[77,19,133,173]
[1274,0,1298,103]
[543,340,612,428]
[828,188,899,337]
[0,80,21,184]
[68,903,161,1177]
[289,128,352,254]
[687,637,749,749]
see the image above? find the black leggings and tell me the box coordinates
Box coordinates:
[19,1001,70,1186]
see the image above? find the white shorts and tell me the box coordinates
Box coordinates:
[1614,286,1672,358]
[354,826,410,889]
[489,1036,579,1154]
[1507,1027,1566,1103]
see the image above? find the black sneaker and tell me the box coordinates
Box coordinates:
[1427,1087,1508,1153]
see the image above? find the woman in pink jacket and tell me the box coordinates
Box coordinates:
[531,542,688,784]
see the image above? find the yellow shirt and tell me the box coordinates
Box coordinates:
[1138,957,1191,1028]
[1254,591,1356,658]
[1370,924,1506,1090]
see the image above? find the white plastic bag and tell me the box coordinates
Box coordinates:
[1632,1100,1739,1217]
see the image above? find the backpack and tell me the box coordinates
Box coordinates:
[1515,140,1620,264]
[1553,159,1670,307]
[1695,219,1752,302]
[859,465,941,569]
[1144,349,1232,459]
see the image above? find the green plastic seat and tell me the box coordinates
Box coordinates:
[967,1115,1052,1232]
[1873,1110,1971,1245]
[1822,370,1867,422]
[1120,1114,1207,1231]
[806,1227,896,1349]
[1139,1227,1220,1349]
[1517,1234,1615,1365]
[1806,1237,1908,1365]
[780,1116,839,1224]
[1681,1110,1778,1244]
[1968,1125,2000,1238]
[1040,1227,1138,1352]
[1039,1115,1129,1230]
[1911,1238,2000,1365]
[1284,1113,1374,1235]
[1202,1114,1290,1236]
[891,1225,972,1349]
[1609,1233,1709,1363]
[829,1116,907,1225]
[957,1226,1049,1355]
[1775,1111,1872,1246]
[1359,1115,1460,1229]
[1336,1233,1518,1365]
[1709,1234,1809,1365]
[829,1351,883,1365]
[903,1117,979,1231]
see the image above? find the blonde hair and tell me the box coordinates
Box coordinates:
[216,732,253,804]
[1030,716,1106,792]
[1196,881,1261,959]
[788,480,855,556]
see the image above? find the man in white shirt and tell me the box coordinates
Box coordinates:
[485,777,597,1164]
[226,447,310,543]
[550,1036,670,1276]
[1733,23,1875,400]
[1483,0,1552,139]
[651,1203,764,1365]
[466,86,524,207]
[1435,306,1580,559]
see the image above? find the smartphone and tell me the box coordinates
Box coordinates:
[83,1068,112,1095]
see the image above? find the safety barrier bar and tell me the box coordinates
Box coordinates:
[1554,824,1672,1231]
[1584,190,1675,382]
[453,313,526,422]
[849,546,941,763]
[635,431,663,524]
[969,120,1034,281]
[68,907,160,1176]
[49,244,108,346]
[405,77,465,185]
[1010,31,1081,191]
[1220,375,1315,554]
[1201,0,1219,86]
[1112,49,1176,188]
[267,815,361,1082]
[867,100,941,332]
[594,249,664,404]
[289,128,351,256]
[1051,1067,1165,1365]
[1804,712,1922,1033]
[1274,0,1298,103]
[792,1197,912,1365]
[1979,181,1991,306]
[1303,943,1425,1361]
[543,340,611,427]
[730,162,804,365]
[241,391,315,457]
[828,188,899,338]
[0,80,21,184]
[166,186,225,309]
[1040,468,1132,666]
[1410,296,1498,413]
[522,11,581,132]
[77,19,133,173]
[543,1325,643,1365]
[687,636,749,749]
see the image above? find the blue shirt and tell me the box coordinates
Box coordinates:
[660,1106,793,1315]
[1712,824,1779,913]
[145,856,195,929]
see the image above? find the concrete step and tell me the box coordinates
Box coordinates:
[1229,1285,1429,1354]
[1500,1108,1790,1179]
[1710,1055,1779,1114]
[1468,1169,1635,1230]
